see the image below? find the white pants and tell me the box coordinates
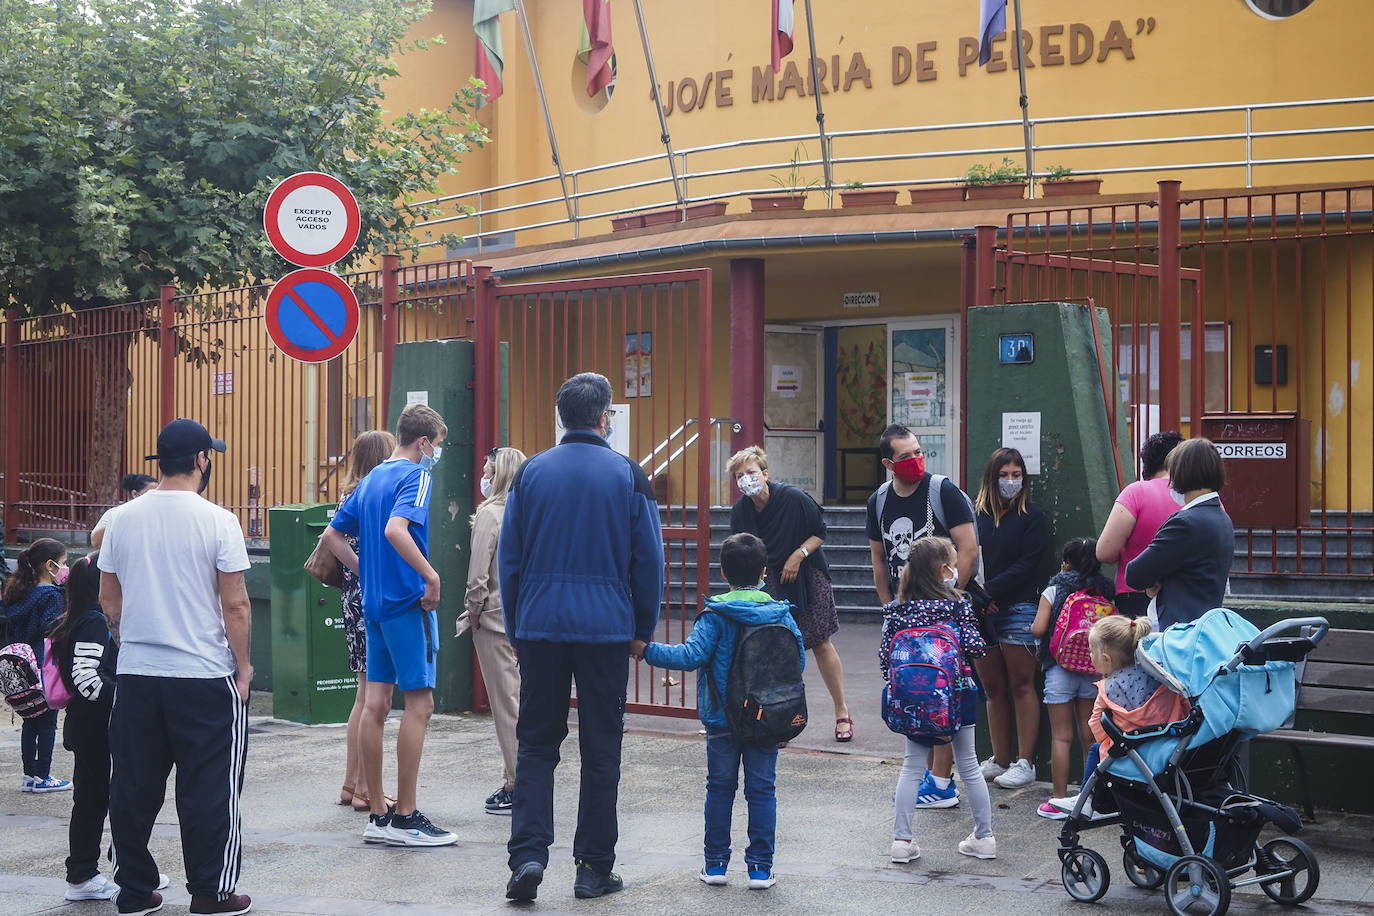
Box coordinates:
[893,725,993,841]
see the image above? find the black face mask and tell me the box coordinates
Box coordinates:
[199,456,212,494]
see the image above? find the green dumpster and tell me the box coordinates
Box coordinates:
[269,503,356,724]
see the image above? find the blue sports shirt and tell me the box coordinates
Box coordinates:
[330,457,432,621]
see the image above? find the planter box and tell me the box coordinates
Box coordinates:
[1040,176,1104,198]
[839,189,899,208]
[964,181,1027,201]
[908,185,966,204]
[610,214,645,232]
[683,201,728,219]
[749,194,807,212]
[641,207,684,227]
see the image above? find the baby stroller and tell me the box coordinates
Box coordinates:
[1056,608,1328,916]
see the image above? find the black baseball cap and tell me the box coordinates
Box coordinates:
[145,418,227,462]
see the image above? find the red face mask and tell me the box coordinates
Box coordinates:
[891,455,925,484]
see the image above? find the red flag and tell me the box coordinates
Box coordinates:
[583,0,615,98]
[771,0,794,74]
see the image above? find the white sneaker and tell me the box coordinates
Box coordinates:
[20,775,34,793]
[66,875,118,901]
[993,758,1035,789]
[90,873,169,900]
[958,832,997,859]
[890,839,921,863]
[978,757,1009,780]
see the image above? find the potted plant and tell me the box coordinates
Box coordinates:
[683,200,729,219]
[750,144,820,212]
[839,181,899,208]
[961,157,1028,201]
[1039,165,1103,198]
[610,212,645,231]
[908,184,966,204]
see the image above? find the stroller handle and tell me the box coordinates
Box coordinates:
[1225,616,1330,672]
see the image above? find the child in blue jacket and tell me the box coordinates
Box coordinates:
[644,532,804,890]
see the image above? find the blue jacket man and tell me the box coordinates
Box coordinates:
[499,372,664,904]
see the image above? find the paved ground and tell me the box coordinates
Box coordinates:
[3,621,1372,915]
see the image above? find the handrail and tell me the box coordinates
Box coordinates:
[639,417,741,479]
[414,95,1374,249]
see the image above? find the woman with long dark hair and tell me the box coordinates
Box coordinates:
[2,538,71,793]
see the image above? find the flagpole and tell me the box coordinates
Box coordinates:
[801,0,833,202]
[512,0,577,225]
[631,0,686,214]
[1011,0,1035,199]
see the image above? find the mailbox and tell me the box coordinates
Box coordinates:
[1199,413,1310,529]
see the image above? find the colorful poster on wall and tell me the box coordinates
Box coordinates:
[835,325,888,451]
[891,328,947,429]
[624,332,652,398]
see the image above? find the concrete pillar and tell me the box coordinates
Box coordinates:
[730,258,766,452]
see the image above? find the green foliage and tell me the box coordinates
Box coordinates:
[1043,164,1075,182]
[768,144,823,196]
[843,180,865,191]
[0,0,488,315]
[962,157,1027,187]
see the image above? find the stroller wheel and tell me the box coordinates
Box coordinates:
[1259,837,1320,906]
[1061,848,1111,903]
[1165,855,1231,916]
[1123,844,1166,890]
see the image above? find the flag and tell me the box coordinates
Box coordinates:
[977,0,1007,66]
[580,0,616,98]
[474,0,515,105]
[771,0,794,74]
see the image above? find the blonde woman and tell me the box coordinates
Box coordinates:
[460,445,527,814]
[336,430,397,812]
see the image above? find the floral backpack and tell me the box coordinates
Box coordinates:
[0,642,49,718]
[882,622,963,742]
[1049,590,1116,674]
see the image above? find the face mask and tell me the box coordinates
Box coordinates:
[891,455,926,484]
[198,457,212,495]
[998,478,1023,500]
[479,476,494,499]
[738,473,765,497]
[942,566,958,589]
[1171,487,1187,507]
[52,563,70,586]
[603,424,614,442]
[420,444,443,470]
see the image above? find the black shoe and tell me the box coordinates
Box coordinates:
[118,890,163,916]
[573,861,624,899]
[485,785,514,815]
[506,862,543,901]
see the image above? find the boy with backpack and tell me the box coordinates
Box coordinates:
[643,533,806,890]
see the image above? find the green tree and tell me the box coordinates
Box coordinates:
[0,0,486,510]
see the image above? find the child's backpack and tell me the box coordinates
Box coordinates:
[705,617,808,746]
[0,642,50,718]
[882,623,963,742]
[1050,589,1117,674]
[40,638,71,710]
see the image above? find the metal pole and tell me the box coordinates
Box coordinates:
[801,0,833,196]
[1011,0,1035,199]
[304,362,320,500]
[512,0,577,225]
[630,0,686,213]
[1158,179,1183,433]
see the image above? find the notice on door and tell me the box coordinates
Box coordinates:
[1001,411,1042,475]
[903,371,937,422]
[772,364,802,398]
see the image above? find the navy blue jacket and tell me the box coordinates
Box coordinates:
[499,429,664,643]
[2,584,64,659]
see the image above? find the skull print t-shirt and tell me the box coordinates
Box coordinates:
[865,475,976,595]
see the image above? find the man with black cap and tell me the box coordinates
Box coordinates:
[99,418,253,916]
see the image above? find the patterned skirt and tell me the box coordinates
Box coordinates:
[765,565,839,651]
[340,566,366,675]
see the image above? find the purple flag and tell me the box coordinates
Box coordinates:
[978,0,1007,66]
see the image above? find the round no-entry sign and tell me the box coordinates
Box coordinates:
[264,269,361,363]
[263,172,361,268]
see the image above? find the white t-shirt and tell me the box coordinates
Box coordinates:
[93,503,123,535]
[98,489,251,678]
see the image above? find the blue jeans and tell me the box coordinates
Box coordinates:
[704,728,778,871]
[21,707,58,778]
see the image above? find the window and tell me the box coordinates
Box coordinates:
[1245,0,1315,19]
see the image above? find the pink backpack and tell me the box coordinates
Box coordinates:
[1049,590,1116,674]
[40,638,72,710]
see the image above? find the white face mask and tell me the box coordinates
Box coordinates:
[943,565,959,589]
[480,477,494,499]
[738,473,765,497]
[1171,488,1187,507]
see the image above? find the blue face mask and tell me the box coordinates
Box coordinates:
[420,444,442,470]
[603,424,613,442]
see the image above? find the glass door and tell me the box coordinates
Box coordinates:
[888,319,960,480]
[763,326,823,501]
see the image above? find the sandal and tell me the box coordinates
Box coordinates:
[337,784,355,806]
[834,717,854,743]
[351,791,398,811]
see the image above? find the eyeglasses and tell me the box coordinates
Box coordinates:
[487,447,499,458]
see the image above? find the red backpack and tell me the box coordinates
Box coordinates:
[1049,590,1116,674]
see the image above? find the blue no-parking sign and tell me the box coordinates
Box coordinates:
[264,268,360,363]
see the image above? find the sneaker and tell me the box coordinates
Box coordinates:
[505,861,543,901]
[384,809,457,847]
[1037,800,1069,820]
[484,785,514,815]
[66,874,119,901]
[31,776,73,793]
[699,864,728,886]
[890,839,921,863]
[1050,794,1107,820]
[978,757,1010,781]
[362,806,393,843]
[573,861,624,899]
[117,891,163,916]
[747,868,777,889]
[189,893,252,915]
[993,758,1035,789]
[913,770,960,809]
[21,775,34,793]
[958,832,998,859]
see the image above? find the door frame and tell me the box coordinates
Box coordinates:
[763,324,825,501]
[886,315,962,486]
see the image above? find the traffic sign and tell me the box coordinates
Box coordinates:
[263,172,361,267]
[264,269,361,363]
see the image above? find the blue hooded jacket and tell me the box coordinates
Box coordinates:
[2,583,64,659]
[643,589,804,730]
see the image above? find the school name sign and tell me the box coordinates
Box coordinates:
[655,17,1157,117]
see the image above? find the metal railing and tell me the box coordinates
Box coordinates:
[417,96,1374,250]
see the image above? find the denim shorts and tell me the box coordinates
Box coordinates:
[1043,664,1098,705]
[991,601,1039,647]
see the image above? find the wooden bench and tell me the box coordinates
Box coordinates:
[1254,627,1374,820]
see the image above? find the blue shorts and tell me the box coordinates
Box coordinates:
[992,601,1039,647]
[1043,664,1098,705]
[365,608,438,692]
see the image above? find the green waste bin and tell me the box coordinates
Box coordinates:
[269,503,356,724]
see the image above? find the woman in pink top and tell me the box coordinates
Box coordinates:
[1095,431,1183,618]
